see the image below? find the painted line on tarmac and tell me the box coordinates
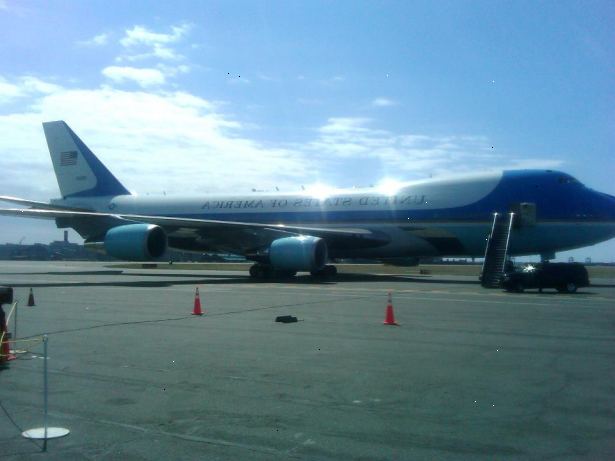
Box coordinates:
[239,286,608,309]
[244,284,614,303]
[3,400,294,458]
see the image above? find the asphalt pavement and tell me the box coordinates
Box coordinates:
[1,261,614,460]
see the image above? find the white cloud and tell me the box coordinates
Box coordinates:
[151,45,177,60]
[304,117,562,180]
[0,72,562,205]
[0,79,21,101]
[102,66,166,87]
[20,76,61,94]
[116,24,191,63]
[158,64,190,78]
[120,24,191,48]
[318,117,373,135]
[316,118,389,155]
[117,44,182,62]
[0,76,61,103]
[78,33,109,47]
[0,81,309,200]
[102,63,190,87]
[371,97,397,107]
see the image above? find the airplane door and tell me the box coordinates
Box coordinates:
[511,202,537,227]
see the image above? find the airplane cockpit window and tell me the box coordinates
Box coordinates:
[558,176,580,185]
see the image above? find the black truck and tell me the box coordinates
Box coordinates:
[502,262,589,293]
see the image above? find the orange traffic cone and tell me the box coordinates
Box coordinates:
[1,335,15,363]
[192,287,203,316]
[1,306,16,363]
[383,291,399,326]
[27,288,35,307]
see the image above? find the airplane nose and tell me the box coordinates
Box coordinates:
[587,190,615,241]
[603,192,615,220]
[596,192,615,242]
[588,190,615,221]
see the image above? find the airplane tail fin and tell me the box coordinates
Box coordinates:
[43,121,131,199]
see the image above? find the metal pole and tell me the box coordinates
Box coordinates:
[43,334,48,452]
[13,302,17,346]
[21,333,69,443]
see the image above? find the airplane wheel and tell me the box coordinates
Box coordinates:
[249,264,269,279]
[311,265,337,279]
[324,265,337,277]
[249,264,261,278]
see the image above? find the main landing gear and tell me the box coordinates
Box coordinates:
[310,265,337,278]
[248,264,337,280]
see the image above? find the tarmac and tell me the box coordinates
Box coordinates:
[0,261,614,460]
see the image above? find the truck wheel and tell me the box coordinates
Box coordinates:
[565,282,577,293]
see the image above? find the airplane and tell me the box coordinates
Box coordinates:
[1,120,614,279]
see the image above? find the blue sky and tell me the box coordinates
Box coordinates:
[0,0,613,262]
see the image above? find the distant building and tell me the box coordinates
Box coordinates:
[0,241,245,262]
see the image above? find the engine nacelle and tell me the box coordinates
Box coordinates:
[104,224,167,260]
[269,236,327,271]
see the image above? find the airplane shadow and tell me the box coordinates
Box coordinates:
[495,285,608,296]
[590,283,615,288]
[5,270,612,294]
[1,270,481,288]
[0,270,125,276]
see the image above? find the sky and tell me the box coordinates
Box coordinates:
[0,0,613,262]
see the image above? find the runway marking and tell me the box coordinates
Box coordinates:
[4,402,298,458]
[212,286,614,310]
[22,282,613,304]
[239,284,614,303]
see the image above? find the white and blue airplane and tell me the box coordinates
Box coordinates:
[1,121,614,278]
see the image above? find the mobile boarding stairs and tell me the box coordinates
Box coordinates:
[480,211,515,288]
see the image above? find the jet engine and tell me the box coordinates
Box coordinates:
[269,236,327,271]
[104,223,167,260]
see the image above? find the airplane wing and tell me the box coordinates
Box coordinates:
[0,205,388,253]
[0,195,85,210]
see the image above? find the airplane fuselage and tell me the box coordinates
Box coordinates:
[53,169,615,259]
